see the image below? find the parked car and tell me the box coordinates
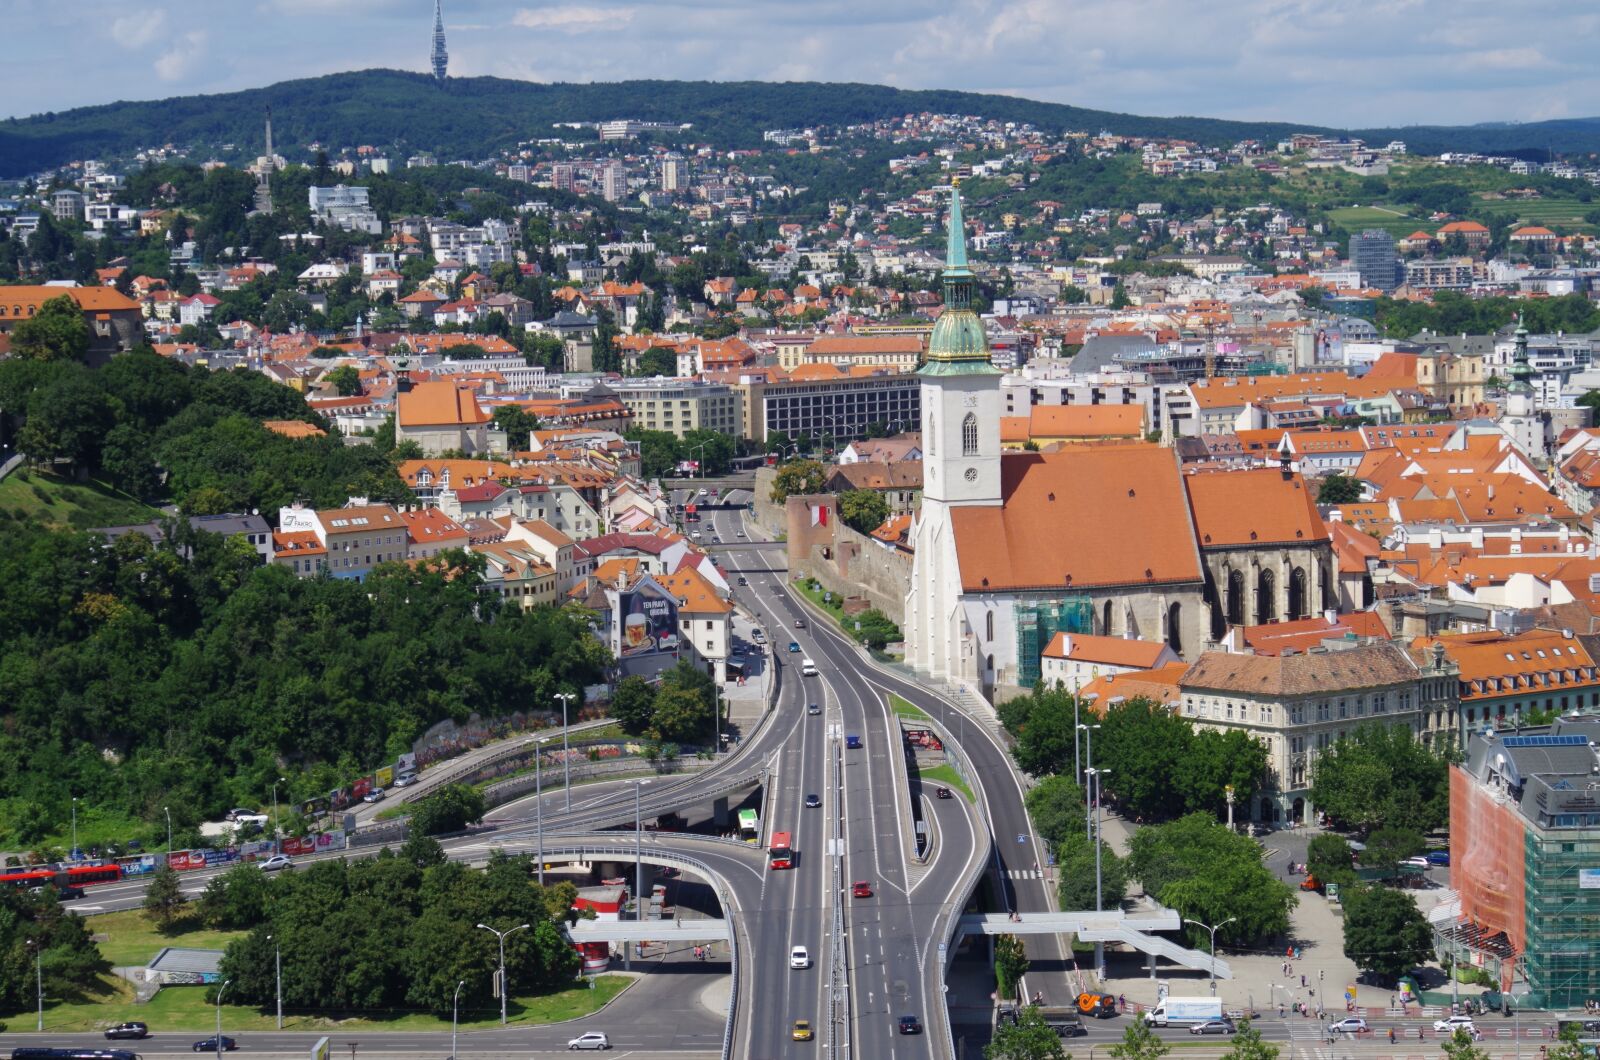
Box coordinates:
[852,880,873,898]
[104,1022,149,1040]
[898,1015,922,1035]
[1427,850,1451,866]
[362,788,385,803]
[805,793,821,808]
[790,946,810,969]
[1327,1017,1368,1036]
[259,854,292,871]
[225,808,254,822]
[1190,1019,1236,1035]
[192,1036,238,1052]
[393,773,418,788]
[1402,856,1431,869]
[566,1031,611,1050]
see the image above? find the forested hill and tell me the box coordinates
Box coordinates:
[4,69,1598,178]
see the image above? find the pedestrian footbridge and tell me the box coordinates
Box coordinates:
[569,918,733,943]
[955,909,1230,978]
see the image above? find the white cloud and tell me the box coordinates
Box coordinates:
[154,29,207,81]
[111,8,167,49]
[512,5,634,31]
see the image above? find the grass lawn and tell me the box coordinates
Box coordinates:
[2,971,630,1033]
[1488,196,1597,231]
[1325,205,1423,237]
[0,471,161,531]
[889,694,928,722]
[87,910,248,969]
[792,576,847,625]
[918,763,973,803]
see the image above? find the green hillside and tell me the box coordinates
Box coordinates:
[4,69,1597,178]
[0,470,162,530]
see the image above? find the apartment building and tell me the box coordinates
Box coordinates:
[605,377,743,439]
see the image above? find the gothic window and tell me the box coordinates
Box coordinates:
[927,411,935,456]
[985,610,994,642]
[961,412,978,456]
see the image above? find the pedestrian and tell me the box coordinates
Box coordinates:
[1301,974,1306,988]
[1119,994,1126,1012]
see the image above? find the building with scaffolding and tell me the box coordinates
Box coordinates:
[1440,718,1600,1008]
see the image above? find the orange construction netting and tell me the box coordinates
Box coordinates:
[1450,765,1526,957]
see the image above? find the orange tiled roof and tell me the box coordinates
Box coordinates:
[1240,611,1390,655]
[262,419,327,439]
[1185,468,1326,549]
[397,381,492,428]
[656,565,732,614]
[950,448,1202,592]
[1417,628,1600,700]
[1079,662,1187,711]
[1042,632,1171,668]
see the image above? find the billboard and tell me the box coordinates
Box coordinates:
[1580,868,1600,890]
[375,765,394,789]
[618,586,679,658]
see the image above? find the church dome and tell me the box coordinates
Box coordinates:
[919,186,999,378]
[928,309,988,360]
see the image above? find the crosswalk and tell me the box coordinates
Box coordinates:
[1007,868,1046,880]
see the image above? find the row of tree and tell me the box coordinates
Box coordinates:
[610,662,721,745]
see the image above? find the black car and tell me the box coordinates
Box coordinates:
[192,1036,238,1052]
[105,1021,149,1039]
[898,1015,922,1035]
[805,793,821,808]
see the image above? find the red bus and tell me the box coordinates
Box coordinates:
[684,504,699,523]
[769,832,794,870]
[0,863,123,890]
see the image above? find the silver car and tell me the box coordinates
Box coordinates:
[567,1031,610,1050]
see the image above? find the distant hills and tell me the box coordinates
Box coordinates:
[2,69,1597,179]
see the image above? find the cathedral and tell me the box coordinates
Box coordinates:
[906,189,1334,698]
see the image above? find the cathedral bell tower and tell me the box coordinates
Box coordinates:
[918,185,1001,506]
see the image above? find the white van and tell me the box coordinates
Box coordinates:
[801,659,818,677]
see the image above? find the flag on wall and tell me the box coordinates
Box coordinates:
[810,504,829,527]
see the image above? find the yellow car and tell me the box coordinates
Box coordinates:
[792,1019,814,1041]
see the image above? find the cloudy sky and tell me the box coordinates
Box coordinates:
[5,0,1594,127]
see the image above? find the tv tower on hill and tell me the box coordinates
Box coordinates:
[430,0,448,80]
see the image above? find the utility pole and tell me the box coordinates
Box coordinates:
[535,737,549,886]
[634,780,650,927]
[164,806,172,862]
[1077,723,1100,840]
[215,979,231,1059]
[1183,916,1237,995]
[475,922,530,1026]
[70,797,78,860]
[271,777,285,855]
[451,979,466,1060]
[554,692,576,811]
[33,939,43,1031]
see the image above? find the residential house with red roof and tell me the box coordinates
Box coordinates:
[396,380,492,456]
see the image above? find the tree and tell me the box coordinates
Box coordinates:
[650,660,715,742]
[142,864,189,932]
[325,365,361,396]
[1439,1028,1491,1060]
[610,675,656,735]
[491,404,540,448]
[19,370,115,469]
[838,489,890,535]
[1311,723,1449,833]
[1056,831,1128,912]
[1095,697,1197,820]
[1305,833,1354,887]
[1362,826,1426,877]
[9,295,90,362]
[1341,885,1432,981]
[994,933,1029,1001]
[680,427,735,476]
[1127,814,1296,946]
[409,784,487,837]
[1109,284,1131,310]
[625,428,683,479]
[986,1007,1069,1060]
[1317,473,1364,505]
[198,863,274,929]
[1108,1018,1170,1060]
[636,345,678,377]
[770,459,826,503]
[592,308,620,373]
[1060,284,1088,304]
[1218,1019,1278,1060]
[1025,773,1087,849]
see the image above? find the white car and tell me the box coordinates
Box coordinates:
[259,854,292,871]
[1434,1016,1475,1034]
[790,945,810,969]
[1401,856,1430,868]
[567,1031,611,1050]
[393,772,418,788]
[801,661,819,677]
[362,788,385,803]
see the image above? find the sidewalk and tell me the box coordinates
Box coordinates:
[1095,811,1366,1018]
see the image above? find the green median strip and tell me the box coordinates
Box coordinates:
[890,694,927,721]
[917,763,973,802]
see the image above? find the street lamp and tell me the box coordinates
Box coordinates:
[30,938,43,1031]
[70,797,78,861]
[534,737,550,886]
[1087,765,1112,980]
[271,777,285,855]
[214,978,231,1059]
[689,441,712,479]
[451,979,466,1060]
[1077,723,1100,840]
[164,806,172,862]
[475,922,531,1026]
[633,779,651,926]
[1182,916,1237,995]
[554,692,576,811]
[266,934,283,1029]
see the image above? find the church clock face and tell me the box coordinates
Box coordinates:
[962,393,979,407]
[964,467,978,482]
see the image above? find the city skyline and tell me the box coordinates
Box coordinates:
[4,0,1596,129]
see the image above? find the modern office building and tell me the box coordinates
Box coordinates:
[736,369,921,445]
[606,377,743,440]
[1444,717,1600,1006]
[1349,228,1400,291]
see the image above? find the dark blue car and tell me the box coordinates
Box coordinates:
[1427,850,1450,866]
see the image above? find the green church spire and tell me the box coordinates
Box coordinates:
[919,183,997,376]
